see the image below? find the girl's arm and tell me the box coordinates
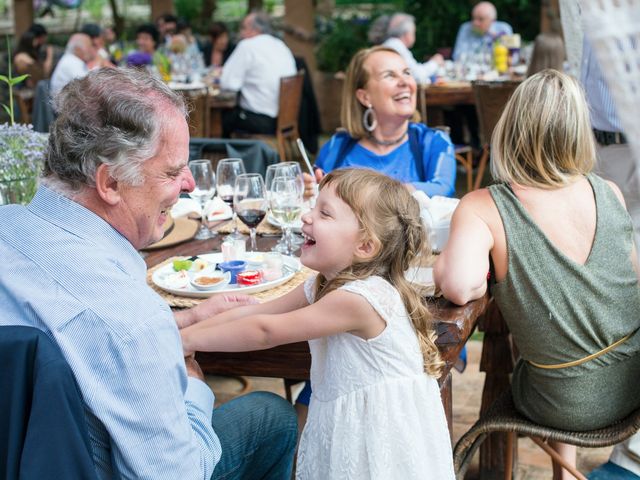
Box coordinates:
[181,288,383,354]
[186,282,310,331]
[434,190,495,305]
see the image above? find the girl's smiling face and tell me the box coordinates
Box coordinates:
[300,185,364,279]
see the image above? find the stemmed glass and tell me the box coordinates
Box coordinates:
[270,176,304,255]
[265,162,305,252]
[188,159,216,240]
[233,174,268,252]
[216,158,246,239]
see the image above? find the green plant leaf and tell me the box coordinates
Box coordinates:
[0,74,9,83]
[10,74,30,85]
[2,104,11,116]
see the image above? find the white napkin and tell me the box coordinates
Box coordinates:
[171,197,232,220]
[412,192,459,228]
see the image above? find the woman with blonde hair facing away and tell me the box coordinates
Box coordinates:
[527,32,566,77]
[435,69,640,479]
[182,168,455,479]
[303,46,456,199]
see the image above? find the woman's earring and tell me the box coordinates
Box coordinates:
[362,104,377,132]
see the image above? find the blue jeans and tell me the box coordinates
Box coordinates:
[211,391,297,480]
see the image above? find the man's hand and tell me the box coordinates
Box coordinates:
[184,354,205,381]
[303,169,323,200]
[175,293,258,329]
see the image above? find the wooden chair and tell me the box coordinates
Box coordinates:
[433,125,475,193]
[454,387,640,480]
[15,89,34,125]
[236,71,305,163]
[471,81,520,190]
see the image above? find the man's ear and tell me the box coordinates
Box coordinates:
[355,237,379,260]
[94,163,120,206]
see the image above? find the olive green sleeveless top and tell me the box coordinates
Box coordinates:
[489,174,640,430]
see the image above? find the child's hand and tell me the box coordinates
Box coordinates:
[175,293,259,329]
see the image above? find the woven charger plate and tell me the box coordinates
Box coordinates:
[147,257,315,308]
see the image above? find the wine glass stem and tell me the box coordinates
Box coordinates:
[285,226,293,255]
[232,212,239,234]
[250,228,257,251]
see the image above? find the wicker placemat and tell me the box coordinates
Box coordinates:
[214,218,281,236]
[147,257,315,308]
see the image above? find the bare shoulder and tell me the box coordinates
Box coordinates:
[456,188,500,221]
[603,179,627,208]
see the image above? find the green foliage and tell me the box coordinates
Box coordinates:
[315,0,540,71]
[176,0,203,25]
[0,37,29,126]
[316,16,370,73]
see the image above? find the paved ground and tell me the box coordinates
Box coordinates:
[205,340,611,479]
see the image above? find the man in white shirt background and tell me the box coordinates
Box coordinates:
[220,11,296,137]
[372,13,444,85]
[50,33,96,98]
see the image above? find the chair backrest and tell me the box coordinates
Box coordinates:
[472,80,520,146]
[276,70,305,162]
[0,326,98,479]
[31,79,56,133]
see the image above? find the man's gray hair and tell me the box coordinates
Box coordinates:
[249,11,273,36]
[386,13,416,39]
[367,13,415,44]
[44,68,187,194]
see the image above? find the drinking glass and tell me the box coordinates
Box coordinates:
[270,176,303,255]
[265,163,305,252]
[234,173,268,251]
[188,159,216,240]
[216,158,246,239]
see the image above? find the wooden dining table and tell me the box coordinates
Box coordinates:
[418,81,475,126]
[143,231,491,439]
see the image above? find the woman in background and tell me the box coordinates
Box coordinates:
[203,21,232,68]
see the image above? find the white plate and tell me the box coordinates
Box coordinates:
[152,252,301,298]
[266,212,303,233]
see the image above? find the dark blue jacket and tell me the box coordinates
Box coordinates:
[0,326,98,480]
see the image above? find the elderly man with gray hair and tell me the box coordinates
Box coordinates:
[220,11,296,137]
[452,1,513,61]
[369,12,444,84]
[0,68,297,480]
[50,32,97,97]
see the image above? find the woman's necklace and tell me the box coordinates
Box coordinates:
[368,128,408,147]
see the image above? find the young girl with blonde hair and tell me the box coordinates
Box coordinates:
[181,168,455,479]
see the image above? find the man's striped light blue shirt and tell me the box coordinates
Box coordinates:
[0,185,220,479]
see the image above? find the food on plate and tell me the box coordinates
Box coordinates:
[192,258,208,271]
[236,270,263,286]
[173,259,193,271]
[193,276,224,286]
[163,270,190,289]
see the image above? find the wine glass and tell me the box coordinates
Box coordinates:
[188,159,216,240]
[216,158,246,239]
[265,162,305,251]
[270,176,303,255]
[234,174,268,252]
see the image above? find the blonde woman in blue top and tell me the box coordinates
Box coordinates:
[304,46,456,199]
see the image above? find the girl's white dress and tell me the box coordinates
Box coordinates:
[296,275,455,480]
